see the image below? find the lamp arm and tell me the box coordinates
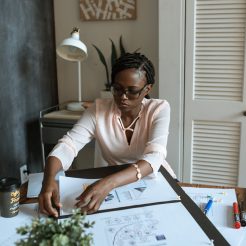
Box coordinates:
[78,61,82,102]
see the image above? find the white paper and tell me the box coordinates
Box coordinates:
[59,172,180,216]
[182,187,246,246]
[0,203,38,246]
[27,170,65,198]
[83,202,212,246]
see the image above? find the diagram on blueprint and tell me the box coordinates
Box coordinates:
[104,179,147,204]
[86,203,213,246]
[98,210,167,246]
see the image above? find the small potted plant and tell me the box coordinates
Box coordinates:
[93,36,139,98]
[15,209,94,246]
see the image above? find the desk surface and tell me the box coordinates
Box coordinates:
[20,165,246,246]
[43,110,82,120]
[40,101,93,121]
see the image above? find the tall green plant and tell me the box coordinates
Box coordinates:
[93,36,126,91]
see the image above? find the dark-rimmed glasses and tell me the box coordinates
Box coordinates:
[111,83,147,100]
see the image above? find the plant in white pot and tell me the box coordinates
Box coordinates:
[93,36,139,99]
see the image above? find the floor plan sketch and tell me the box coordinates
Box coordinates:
[104,213,167,246]
[87,203,212,246]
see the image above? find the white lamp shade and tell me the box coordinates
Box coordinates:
[56,29,87,111]
[56,31,87,62]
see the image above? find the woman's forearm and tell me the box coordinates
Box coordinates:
[106,160,153,189]
[43,156,63,183]
[75,160,153,214]
[39,156,63,217]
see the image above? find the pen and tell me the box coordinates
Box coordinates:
[233,202,241,229]
[203,198,213,215]
[239,201,246,227]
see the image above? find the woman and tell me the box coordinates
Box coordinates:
[38,52,176,217]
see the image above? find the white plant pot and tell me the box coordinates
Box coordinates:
[100,90,113,99]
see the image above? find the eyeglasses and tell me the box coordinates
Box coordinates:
[111,83,147,100]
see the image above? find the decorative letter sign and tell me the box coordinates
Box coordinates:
[79,0,137,21]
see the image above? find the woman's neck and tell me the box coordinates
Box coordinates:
[120,104,142,121]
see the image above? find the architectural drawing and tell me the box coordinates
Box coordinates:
[104,179,147,204]
[102,210,167,245]
[87,203,212,245]
[59,173,179,215]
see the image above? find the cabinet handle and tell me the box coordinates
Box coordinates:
[243,111,246,116]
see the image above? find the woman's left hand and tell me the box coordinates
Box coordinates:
[75,177,114,214]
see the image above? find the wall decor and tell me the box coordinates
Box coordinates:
[79,0,137,21]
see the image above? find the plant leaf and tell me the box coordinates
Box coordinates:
[133,47,141,53]
[119,35,126,57]
[92,44,109,86]
[109,38,117,67]
[15,209,94,246]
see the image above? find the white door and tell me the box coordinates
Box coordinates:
[158,0,185,179]
[183,0,246,187]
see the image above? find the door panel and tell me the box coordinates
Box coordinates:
[184,0,246,187]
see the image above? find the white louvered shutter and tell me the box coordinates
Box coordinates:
[195,0,245,101]
[192,121,240,185]
[184,0,246,186]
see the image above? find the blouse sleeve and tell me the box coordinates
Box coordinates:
[140,101,176,178]
[48,105,96,170]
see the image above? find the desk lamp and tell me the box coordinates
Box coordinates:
[56,27,88,111]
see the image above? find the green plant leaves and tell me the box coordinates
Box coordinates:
[93,36,140,91]
[15,209,94,246]
[92,44,110,88]
[110,38,117,68]
[119,35,126,56]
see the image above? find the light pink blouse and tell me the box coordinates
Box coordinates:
[49,98,176,178]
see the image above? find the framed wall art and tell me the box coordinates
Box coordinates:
[79,0,137,21]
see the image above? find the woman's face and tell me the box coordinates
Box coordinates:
[112,68,152,112]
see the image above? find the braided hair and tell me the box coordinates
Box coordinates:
[111,53,155,90]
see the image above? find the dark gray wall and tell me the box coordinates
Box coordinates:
[0,0,58,179]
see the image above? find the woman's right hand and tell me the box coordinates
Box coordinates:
[38,179,62,218]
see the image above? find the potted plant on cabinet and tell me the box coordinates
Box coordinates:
[93,36,139,98]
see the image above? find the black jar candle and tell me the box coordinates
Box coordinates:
[0,177,21,218]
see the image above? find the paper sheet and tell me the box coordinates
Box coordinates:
[59,172,180,216]
[0,203,38,246]
[79,202,212,246]
[182,187,246,246]
[27,170,65,198]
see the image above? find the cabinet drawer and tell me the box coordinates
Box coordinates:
[41,127,69,144]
